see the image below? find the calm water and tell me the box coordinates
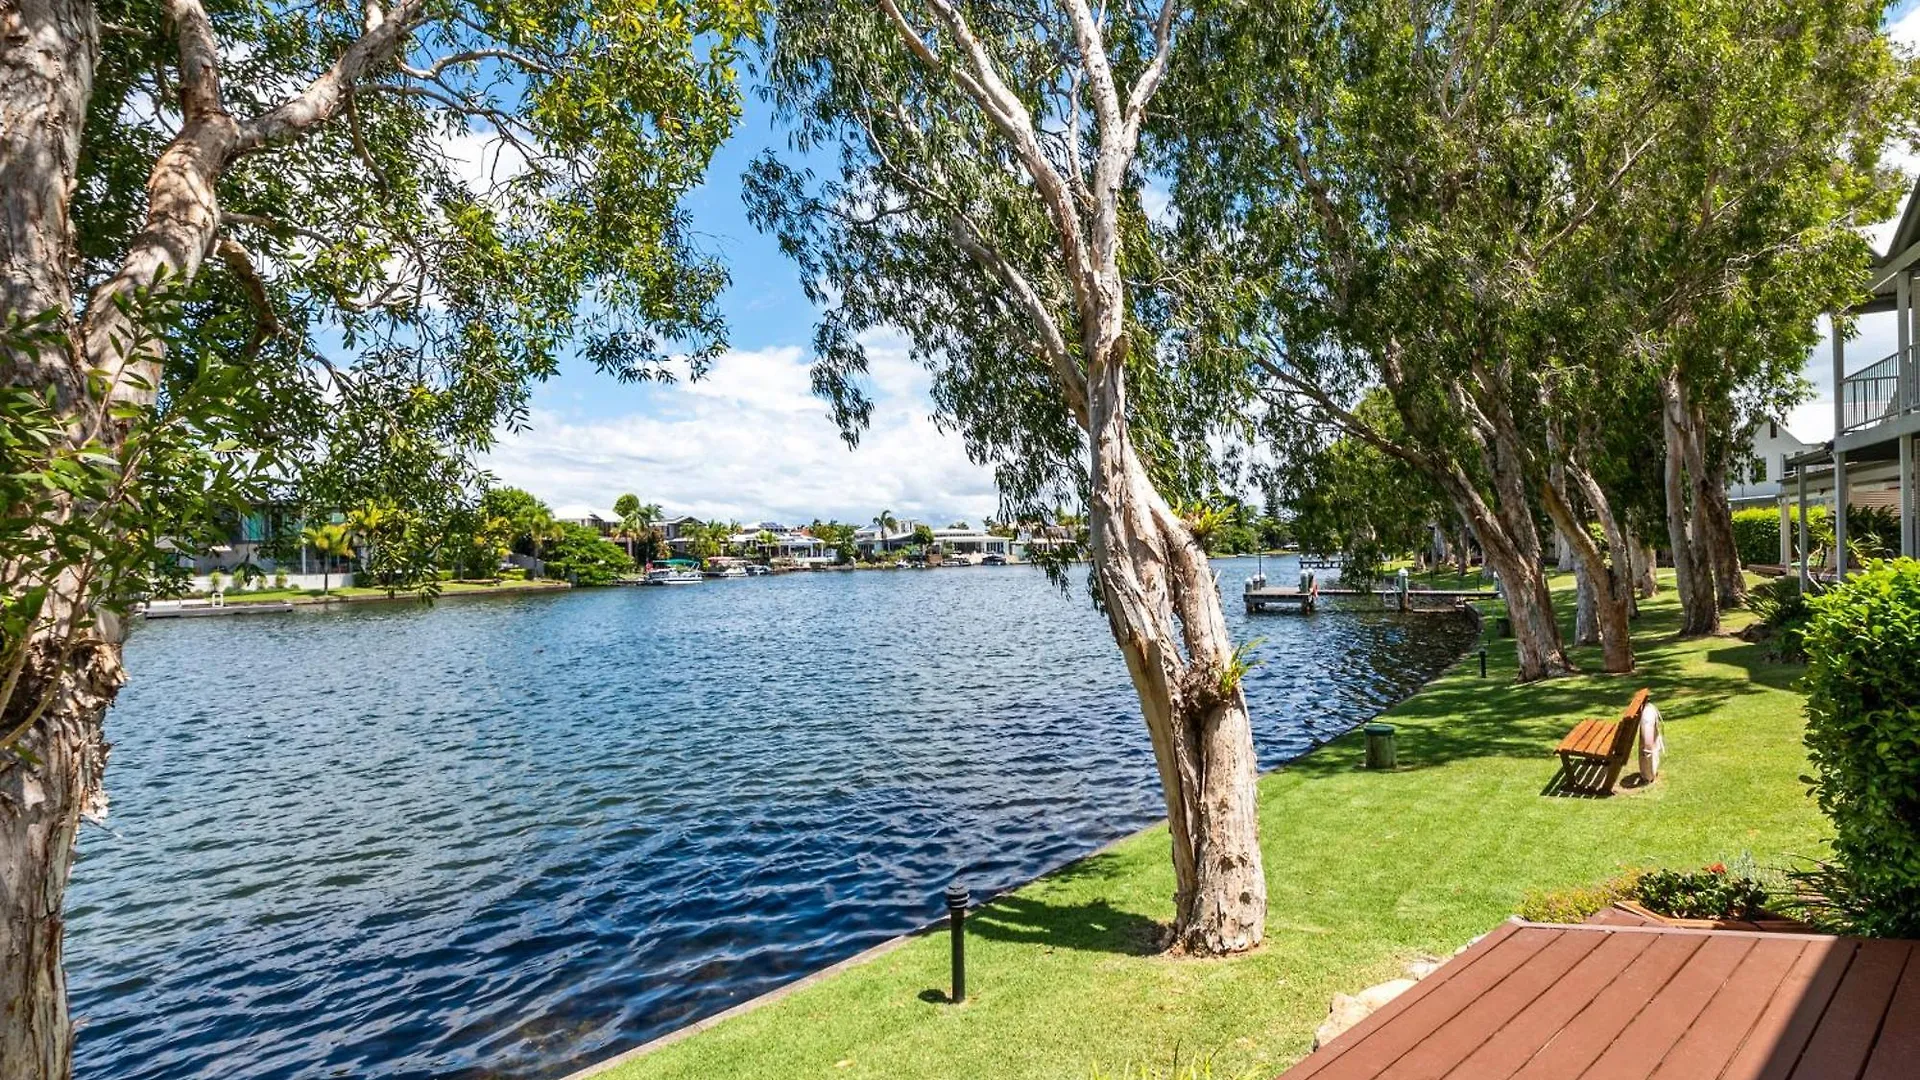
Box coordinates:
[68,557,1474,1080]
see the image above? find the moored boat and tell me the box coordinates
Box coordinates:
[644,566,704,585]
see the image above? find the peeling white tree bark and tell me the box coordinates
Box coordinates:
[1,3,429,1074]
[882,0,1264,951]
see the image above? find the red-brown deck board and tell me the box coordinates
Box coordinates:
[1280,921,1920,1080]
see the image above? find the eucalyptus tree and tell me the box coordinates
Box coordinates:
[1553,0,1913,632]
[1165,0,1909,673]
[0,1,757,1074]
[750,0,1268,952]
[1166,0,1619,678]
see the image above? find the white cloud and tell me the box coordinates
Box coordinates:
[440,130,531,196]
[481,339,1000,526]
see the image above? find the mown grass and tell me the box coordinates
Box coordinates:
[588,573,1823,1080]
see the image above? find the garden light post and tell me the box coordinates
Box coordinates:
[945,881,969,1003]
[1479,647,1488,678]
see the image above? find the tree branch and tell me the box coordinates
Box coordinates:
[946,213,1089,426]
[235,0,430,152]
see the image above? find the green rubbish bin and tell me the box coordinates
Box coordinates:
[1364,723,1397,770]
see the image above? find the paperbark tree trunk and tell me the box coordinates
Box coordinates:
[1573,561,1598,644]
[1630,533,1658,599]
[894,3,1266,952]
[4,3,427,1073]
[1459,369,1573,680]
[1438,478,1571,680]
[1539,462,1635,673]
[2,4,103,1076]
[1087,357,1264,953]
[1662,375,1719,635]
[1696,455,1746,609]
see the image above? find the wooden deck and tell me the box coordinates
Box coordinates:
[1280,919,1920,1080]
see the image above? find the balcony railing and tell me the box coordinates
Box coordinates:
[1840,348,1907,433]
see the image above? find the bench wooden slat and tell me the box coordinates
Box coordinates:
[1550,689,1651,795]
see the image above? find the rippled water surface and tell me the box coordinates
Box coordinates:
[69,558,1474,1080]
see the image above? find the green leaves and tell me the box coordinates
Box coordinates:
[1800,559,1920,936]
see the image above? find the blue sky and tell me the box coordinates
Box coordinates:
[480,91,1003,525]
[485,5,1920,522]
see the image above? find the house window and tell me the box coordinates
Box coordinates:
[1753,458,1767,483]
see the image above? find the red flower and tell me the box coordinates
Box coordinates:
[1707,863,1727,875]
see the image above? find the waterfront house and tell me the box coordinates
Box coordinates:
[163,503,355,592]
[557,511,619,536]
[930,527,1015,560]
[728,528,832,564]
[854,521,924,558]
[1782,174,1920,579]
[657,515,706,557]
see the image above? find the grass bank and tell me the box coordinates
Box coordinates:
[585,574,1822,1080]
[202,579,570,604]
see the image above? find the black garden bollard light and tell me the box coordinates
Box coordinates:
[945,881,970,1003]
[1479,647,1488,678]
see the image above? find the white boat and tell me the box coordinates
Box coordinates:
[644,567,704,585]
[705,565,748,579]
[745,564,771,576]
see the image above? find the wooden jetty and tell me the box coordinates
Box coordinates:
[141,601,295,619]
[1244,581,1495,615]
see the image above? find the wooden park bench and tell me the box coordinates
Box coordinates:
[1551,688,1651,795]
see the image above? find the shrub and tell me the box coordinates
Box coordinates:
[1746,577,1813,662]
[1633,863,1771,920]
[1801,559,1920,936]
[1517,870,1645,923]
[541,522,634,585]
[1730,507,1784,567]
[273,570,289,589]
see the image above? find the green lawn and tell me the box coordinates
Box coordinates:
[590,574,1823,1080]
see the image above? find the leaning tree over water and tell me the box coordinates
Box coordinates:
[0,2,758,1075]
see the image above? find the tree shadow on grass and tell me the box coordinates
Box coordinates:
[1279,592,1789,781]
[966,893,1168,956]
[1702,641,1805,692]
[958,853,1169,956]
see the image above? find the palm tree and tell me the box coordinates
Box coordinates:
[872,509,898,537]
[613,494,643,559]
[302,522,354,595]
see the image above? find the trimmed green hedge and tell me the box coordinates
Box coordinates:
[1732,507,1785,566]
[1802,559,1920,936]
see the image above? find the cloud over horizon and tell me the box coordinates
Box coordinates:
[481,336,1001,526]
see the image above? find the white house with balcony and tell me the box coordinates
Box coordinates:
[930,527,1015,561]
[1728,418,1819,510]
[1782,176,1920,579]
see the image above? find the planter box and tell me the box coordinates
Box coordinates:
[1611,900,1813,934]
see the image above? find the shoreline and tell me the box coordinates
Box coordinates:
[555,611,1481,1079]
[140,580,572,617]
[546,573,1825,1080]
